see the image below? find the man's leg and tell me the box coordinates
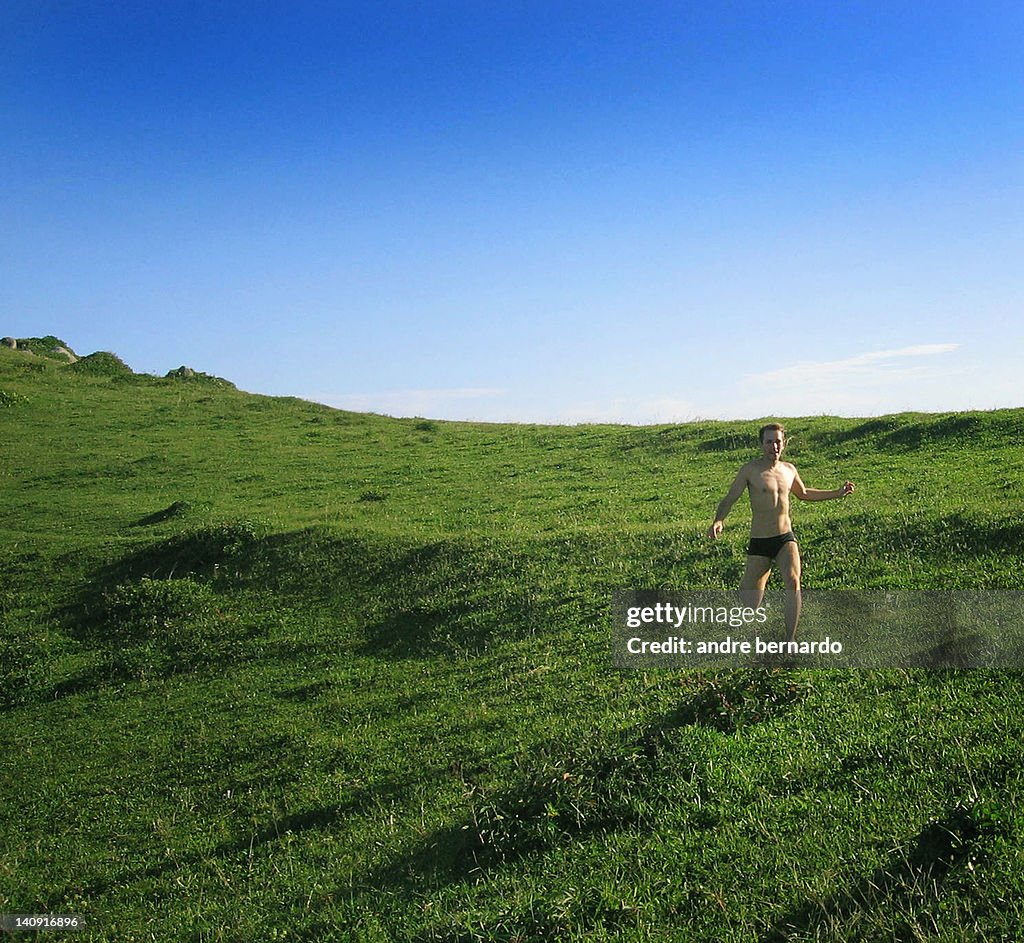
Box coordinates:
[776,542,802,642]
[740,554,773,610]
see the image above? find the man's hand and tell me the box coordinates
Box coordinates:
[840,481,855,497]
[708,520,724,539]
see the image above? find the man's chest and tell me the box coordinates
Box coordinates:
[753,467,794,499]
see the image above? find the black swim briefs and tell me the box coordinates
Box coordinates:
[747,531,797,559]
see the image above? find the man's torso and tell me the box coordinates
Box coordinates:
[744,460,796,537]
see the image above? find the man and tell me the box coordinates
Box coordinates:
[707,423,854,642]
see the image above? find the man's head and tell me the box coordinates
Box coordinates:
[759,422,785,462]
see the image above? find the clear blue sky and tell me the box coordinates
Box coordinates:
[4,2,1023,423]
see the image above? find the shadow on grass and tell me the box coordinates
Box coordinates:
[811,411,1024,452]
[62,527,546,668]
[50,527,546,696]
[357,591,555,659]
[358,604,470,658]
[56,522,270,649]
[40,778,409,914]
[696,432,752,453]
[759,804,994,943]
[63,525,392,631]
[358,670,807,892]
[894,514,1024,559]
[660,669,808,734]
[823,512,1024,563]
[130,500,194,527]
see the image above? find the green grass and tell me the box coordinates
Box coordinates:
[2,340,1024,941]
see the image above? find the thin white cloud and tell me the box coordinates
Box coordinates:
[300,344,994,425]
[708,342,975,419]
[744,343,960,387]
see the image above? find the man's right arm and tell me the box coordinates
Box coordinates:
[708,467,748,539]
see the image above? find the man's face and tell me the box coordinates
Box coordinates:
[761,430,784,461]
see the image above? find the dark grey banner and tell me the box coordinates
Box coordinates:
[612,590,1024,669]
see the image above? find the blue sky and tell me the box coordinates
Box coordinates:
[4,2,1023,423]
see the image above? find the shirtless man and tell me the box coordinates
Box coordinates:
[707,423,854,642]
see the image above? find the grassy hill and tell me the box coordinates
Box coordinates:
[2,339,1024,941]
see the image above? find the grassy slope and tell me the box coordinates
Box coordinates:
[2,342,1024,941]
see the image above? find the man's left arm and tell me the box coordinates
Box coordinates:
[791,468,855,502]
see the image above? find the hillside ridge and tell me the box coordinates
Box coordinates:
[3,334,238,386]
[5,333,1023,431]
